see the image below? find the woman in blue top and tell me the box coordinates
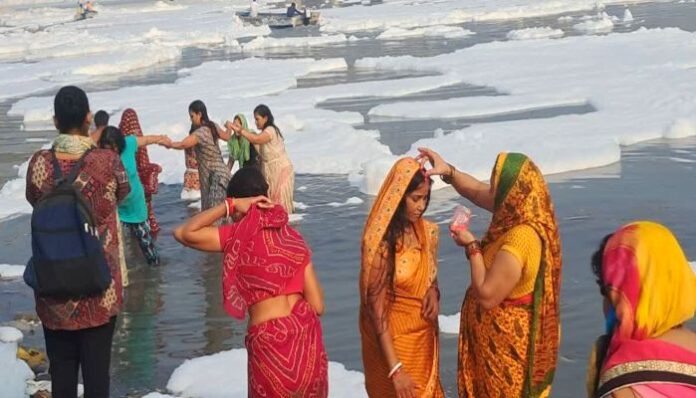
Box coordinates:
[99,126,169,266]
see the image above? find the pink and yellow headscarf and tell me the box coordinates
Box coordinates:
[602,221,696,343]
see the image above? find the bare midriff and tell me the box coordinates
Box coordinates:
[247,293,303,328]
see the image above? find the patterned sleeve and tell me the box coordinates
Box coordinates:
[112,153,130,203]
[25,152,45,207]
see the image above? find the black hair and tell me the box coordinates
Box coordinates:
[94,110,109,128]
[253,104,283,139]
[384,171,432,302]
[98,126,126,154]
[226,166,269,198]
[591,233,613,296]
[188,100,219,142]
[54,86,90,134]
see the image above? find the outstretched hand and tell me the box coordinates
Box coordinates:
[415,147,450,177]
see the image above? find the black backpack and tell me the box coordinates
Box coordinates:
[24,149,112,297]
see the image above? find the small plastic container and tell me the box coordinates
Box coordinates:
[450,205,472,231]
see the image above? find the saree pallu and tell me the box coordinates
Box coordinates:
[459,290,540,398]
[262,158,294,215]
[360,295,443,398]
[245,299,328,398]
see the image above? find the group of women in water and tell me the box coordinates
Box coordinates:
[25,86,696,398]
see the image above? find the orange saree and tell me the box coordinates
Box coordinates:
[360,158,444,398]
[458,153,562,398]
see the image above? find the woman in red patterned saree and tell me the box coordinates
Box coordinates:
[173,167,328,397]
[119,108,162,236]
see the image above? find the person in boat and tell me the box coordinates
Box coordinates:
[250,0,259,18]
[286,2,306,18]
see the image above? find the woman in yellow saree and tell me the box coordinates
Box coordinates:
[360,157,444,398]
[418,148,562,398]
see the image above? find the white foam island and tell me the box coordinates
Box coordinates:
[506,27,564,41]
[0,264,26,280]
[438,313,461,334]
[0,327,34,398]
[142,348,366,398]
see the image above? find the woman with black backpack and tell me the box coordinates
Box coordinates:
[25,86,130,398]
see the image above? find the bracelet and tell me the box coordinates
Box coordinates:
[388,362,403,379]
[225,197,235,218]
[465,240,482,260]
[440,163,456,184]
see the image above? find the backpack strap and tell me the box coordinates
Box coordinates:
[51,148,94,186]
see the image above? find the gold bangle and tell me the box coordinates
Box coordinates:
[465,240,482,260]
[440,163,455,184]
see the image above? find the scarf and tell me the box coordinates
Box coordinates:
[227,114,253,168]
[593,221,696,397]
[484,152,562,397]
[53,134,94,155]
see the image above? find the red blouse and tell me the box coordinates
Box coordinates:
[218,205,310,320]
[25,149,130,330]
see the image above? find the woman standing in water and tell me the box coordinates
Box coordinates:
[164,100,231,212]
[119,108,163,237]
[226,113,259,171]
[360,157,444,398]
[99,126,168,266]
[418,148,562,398]
[227,104,294,213]
[173,167,328,397]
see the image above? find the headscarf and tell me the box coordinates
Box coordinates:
[483,152,562,397]
[602,222,696,342]
[221,205,310,319]
[119,108,162,195]
[594,221,696,396]
[360,157,435,303]
[227,114,253,168]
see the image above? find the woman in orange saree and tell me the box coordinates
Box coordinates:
[360,157,444,398]
[418,149,562,398]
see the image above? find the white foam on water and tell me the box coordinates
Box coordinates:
[506,27,564,41]
[623,9,634,23]
[351,28,696,194]
[242,34,348,51]
[320,0,648,34]
[0,327,34,398]
[0,264,26,280]
[294,201,309,210]
[690,261,696,274]
[439,312,460,334]
[573,13,615,34]
[377,26,473,40]
[326,196,364,207]
[368,95,588,120]
[160,348,366,398]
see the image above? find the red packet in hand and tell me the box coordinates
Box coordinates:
[450,205,472,231]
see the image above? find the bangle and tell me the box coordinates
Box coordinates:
[465,240,482,260]
[440,163,455,184]
[388,362,403,379]
[225,197,235,218]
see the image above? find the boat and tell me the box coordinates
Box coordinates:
[237,11,320,28]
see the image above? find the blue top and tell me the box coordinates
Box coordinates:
[118,135,147,223]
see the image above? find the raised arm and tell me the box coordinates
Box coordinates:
[227,121,272,145]
[417,147,494,212]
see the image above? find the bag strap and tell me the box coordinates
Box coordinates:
[51,148,93,187]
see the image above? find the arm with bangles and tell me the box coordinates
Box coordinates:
[173,196,272,252]
[367,248,419,398]
[451,230,522,311]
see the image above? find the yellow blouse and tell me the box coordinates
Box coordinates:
[483,224,542,298]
